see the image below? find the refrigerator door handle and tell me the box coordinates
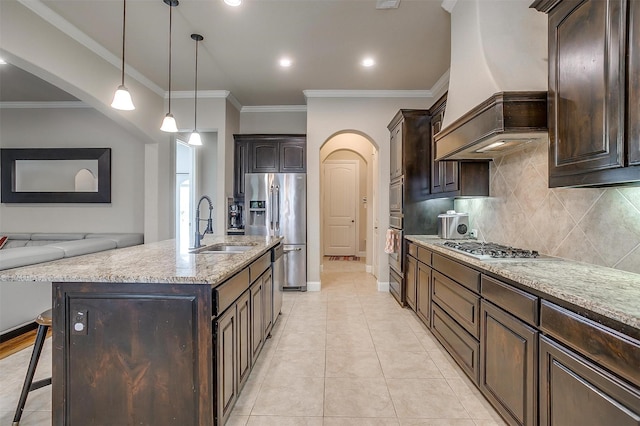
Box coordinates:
[283,247,302,252]
[269,184,275,232]
[275,185,280,232]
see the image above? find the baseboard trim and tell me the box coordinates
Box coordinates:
[358,251,366,258]
[0,321,37,343]
[307,281,321,292]
[377,281,390,292]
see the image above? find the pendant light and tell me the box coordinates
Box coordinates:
[160,0,179,132]
[188,33,204,146]
[111,0,135,110]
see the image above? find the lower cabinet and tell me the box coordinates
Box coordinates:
[250,276,264,363]
[405,254,417,311]
[539,335,640,426]
[236,291,251,391]
[480,300,538,426]
[263,268,273,338]
[215,305,237,426]
[416,262,432,327]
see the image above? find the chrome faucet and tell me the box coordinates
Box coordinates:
[194,195,214,248]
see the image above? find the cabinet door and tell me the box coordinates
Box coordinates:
[405,255,417,311]
[250,278,264,362]
[443,161,459,192]
[431,106,445,194]
[480,301,538,426]
[539,335,640,426]
[236,291,251,390]
[548,0,626,183]
[263,269,273,337]
[416,262,431,327]
[215,305,237,426]
[234,140,250,199]
[390,121,403,179]
[629,0,640,166]
[280,141,306,172]
[251,142,279,173]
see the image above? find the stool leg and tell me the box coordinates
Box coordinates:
[12,324,49,426]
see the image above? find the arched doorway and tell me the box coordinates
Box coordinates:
[320,132,378,277]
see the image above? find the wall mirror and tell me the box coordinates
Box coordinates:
[1,148,111,203]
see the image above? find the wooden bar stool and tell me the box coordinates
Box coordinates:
[12,309,52,426]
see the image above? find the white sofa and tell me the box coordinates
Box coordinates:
[0,232,144,335]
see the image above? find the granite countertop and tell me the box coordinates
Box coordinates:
[0,235,281,286]
[406,235,640,332]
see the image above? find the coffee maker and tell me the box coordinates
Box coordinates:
[228,202,243,229]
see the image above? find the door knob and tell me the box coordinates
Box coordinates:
[351,220,355,223]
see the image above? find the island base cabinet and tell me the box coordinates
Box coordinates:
[52,282,213,426]
[539,335,640,426]
[480,301,538,426]
[215,304,237,426]
[237,291,251,391]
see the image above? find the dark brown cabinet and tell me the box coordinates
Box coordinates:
[416,261,432,327]
[215,302,237,426]
[250,275,264,362]
[234,139,250,199]
[405,253,417,311]
[533,0,640,187]
[539,335,640,426]
[430,95,459,194]
[236,291,251,391]
[480,300,538,426]
[233,134,306,200]
[262,268,273,338]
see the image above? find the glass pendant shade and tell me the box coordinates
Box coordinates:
[160,113,178,132]
[111,85,135,110]
[188,131,202,146]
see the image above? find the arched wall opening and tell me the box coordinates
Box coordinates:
[319,131,378,278]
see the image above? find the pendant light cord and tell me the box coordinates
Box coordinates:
[193,37,199,131]
[168,4,172,113]
[121,0,126,86]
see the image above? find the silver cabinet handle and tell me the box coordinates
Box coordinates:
[284,247,302,252]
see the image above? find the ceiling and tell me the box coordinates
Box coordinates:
[0,0,451,107]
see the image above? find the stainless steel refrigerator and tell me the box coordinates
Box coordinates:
[245,173,307,291]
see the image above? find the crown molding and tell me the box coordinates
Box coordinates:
[0,101,89,109]
[17,0,164,97]
[171,90,231,99]
[441,0,458,14]
[430,69,450,98]
[241,105,307,113]
[303,89,434,99]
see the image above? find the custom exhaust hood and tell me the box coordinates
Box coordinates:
[434,91,547,160]
[435,0,548,161]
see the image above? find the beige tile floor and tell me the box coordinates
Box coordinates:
[0,260,507,425]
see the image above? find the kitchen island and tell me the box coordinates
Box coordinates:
[0,235,282,426]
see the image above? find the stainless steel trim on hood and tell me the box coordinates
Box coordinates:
[434,91,548,160]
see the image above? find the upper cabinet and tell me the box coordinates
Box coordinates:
[233,134,306,199]
[533,0,640,187]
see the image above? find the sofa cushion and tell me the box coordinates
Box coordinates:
[0,246,65,270]
[2,233,33,240]
[47,238,116,258]
[3,240,29,249]
[85,233,144,248]
[31,233,87,241]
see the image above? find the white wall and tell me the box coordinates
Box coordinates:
[442,0,547,128]
[305,96,434,288]
[240,110,307,134]
[0,107,145,233]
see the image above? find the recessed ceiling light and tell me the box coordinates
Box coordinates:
[224,0,241,6]
[362,58,375,67]
[279,58,292,68]
[0,58,7,65]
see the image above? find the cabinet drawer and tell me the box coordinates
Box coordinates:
[418,247,432,266]
[408,242,418,258]
[214,268,249,316]
[432,270,480,338]
[432,253,480,292]
[481,275,538,327]
[250,252,271,283]
[431,303,480,384]
[540,301,640,388]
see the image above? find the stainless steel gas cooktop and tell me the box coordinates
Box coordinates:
[438,240,554,261]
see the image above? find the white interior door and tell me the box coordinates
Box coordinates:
[323,160,358,256]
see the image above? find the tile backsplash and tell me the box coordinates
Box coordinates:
[454,139,640,275]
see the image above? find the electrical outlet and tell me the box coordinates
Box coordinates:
[72,310,88,335]
[469,229,478,239]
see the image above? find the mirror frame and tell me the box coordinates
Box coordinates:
[0,148,111,203]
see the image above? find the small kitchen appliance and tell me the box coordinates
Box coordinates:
[228,202,243,229]
[437,210,469,239]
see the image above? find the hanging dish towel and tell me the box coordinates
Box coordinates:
[384,229,396,254]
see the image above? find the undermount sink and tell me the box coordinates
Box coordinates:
[190,243,256,254]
